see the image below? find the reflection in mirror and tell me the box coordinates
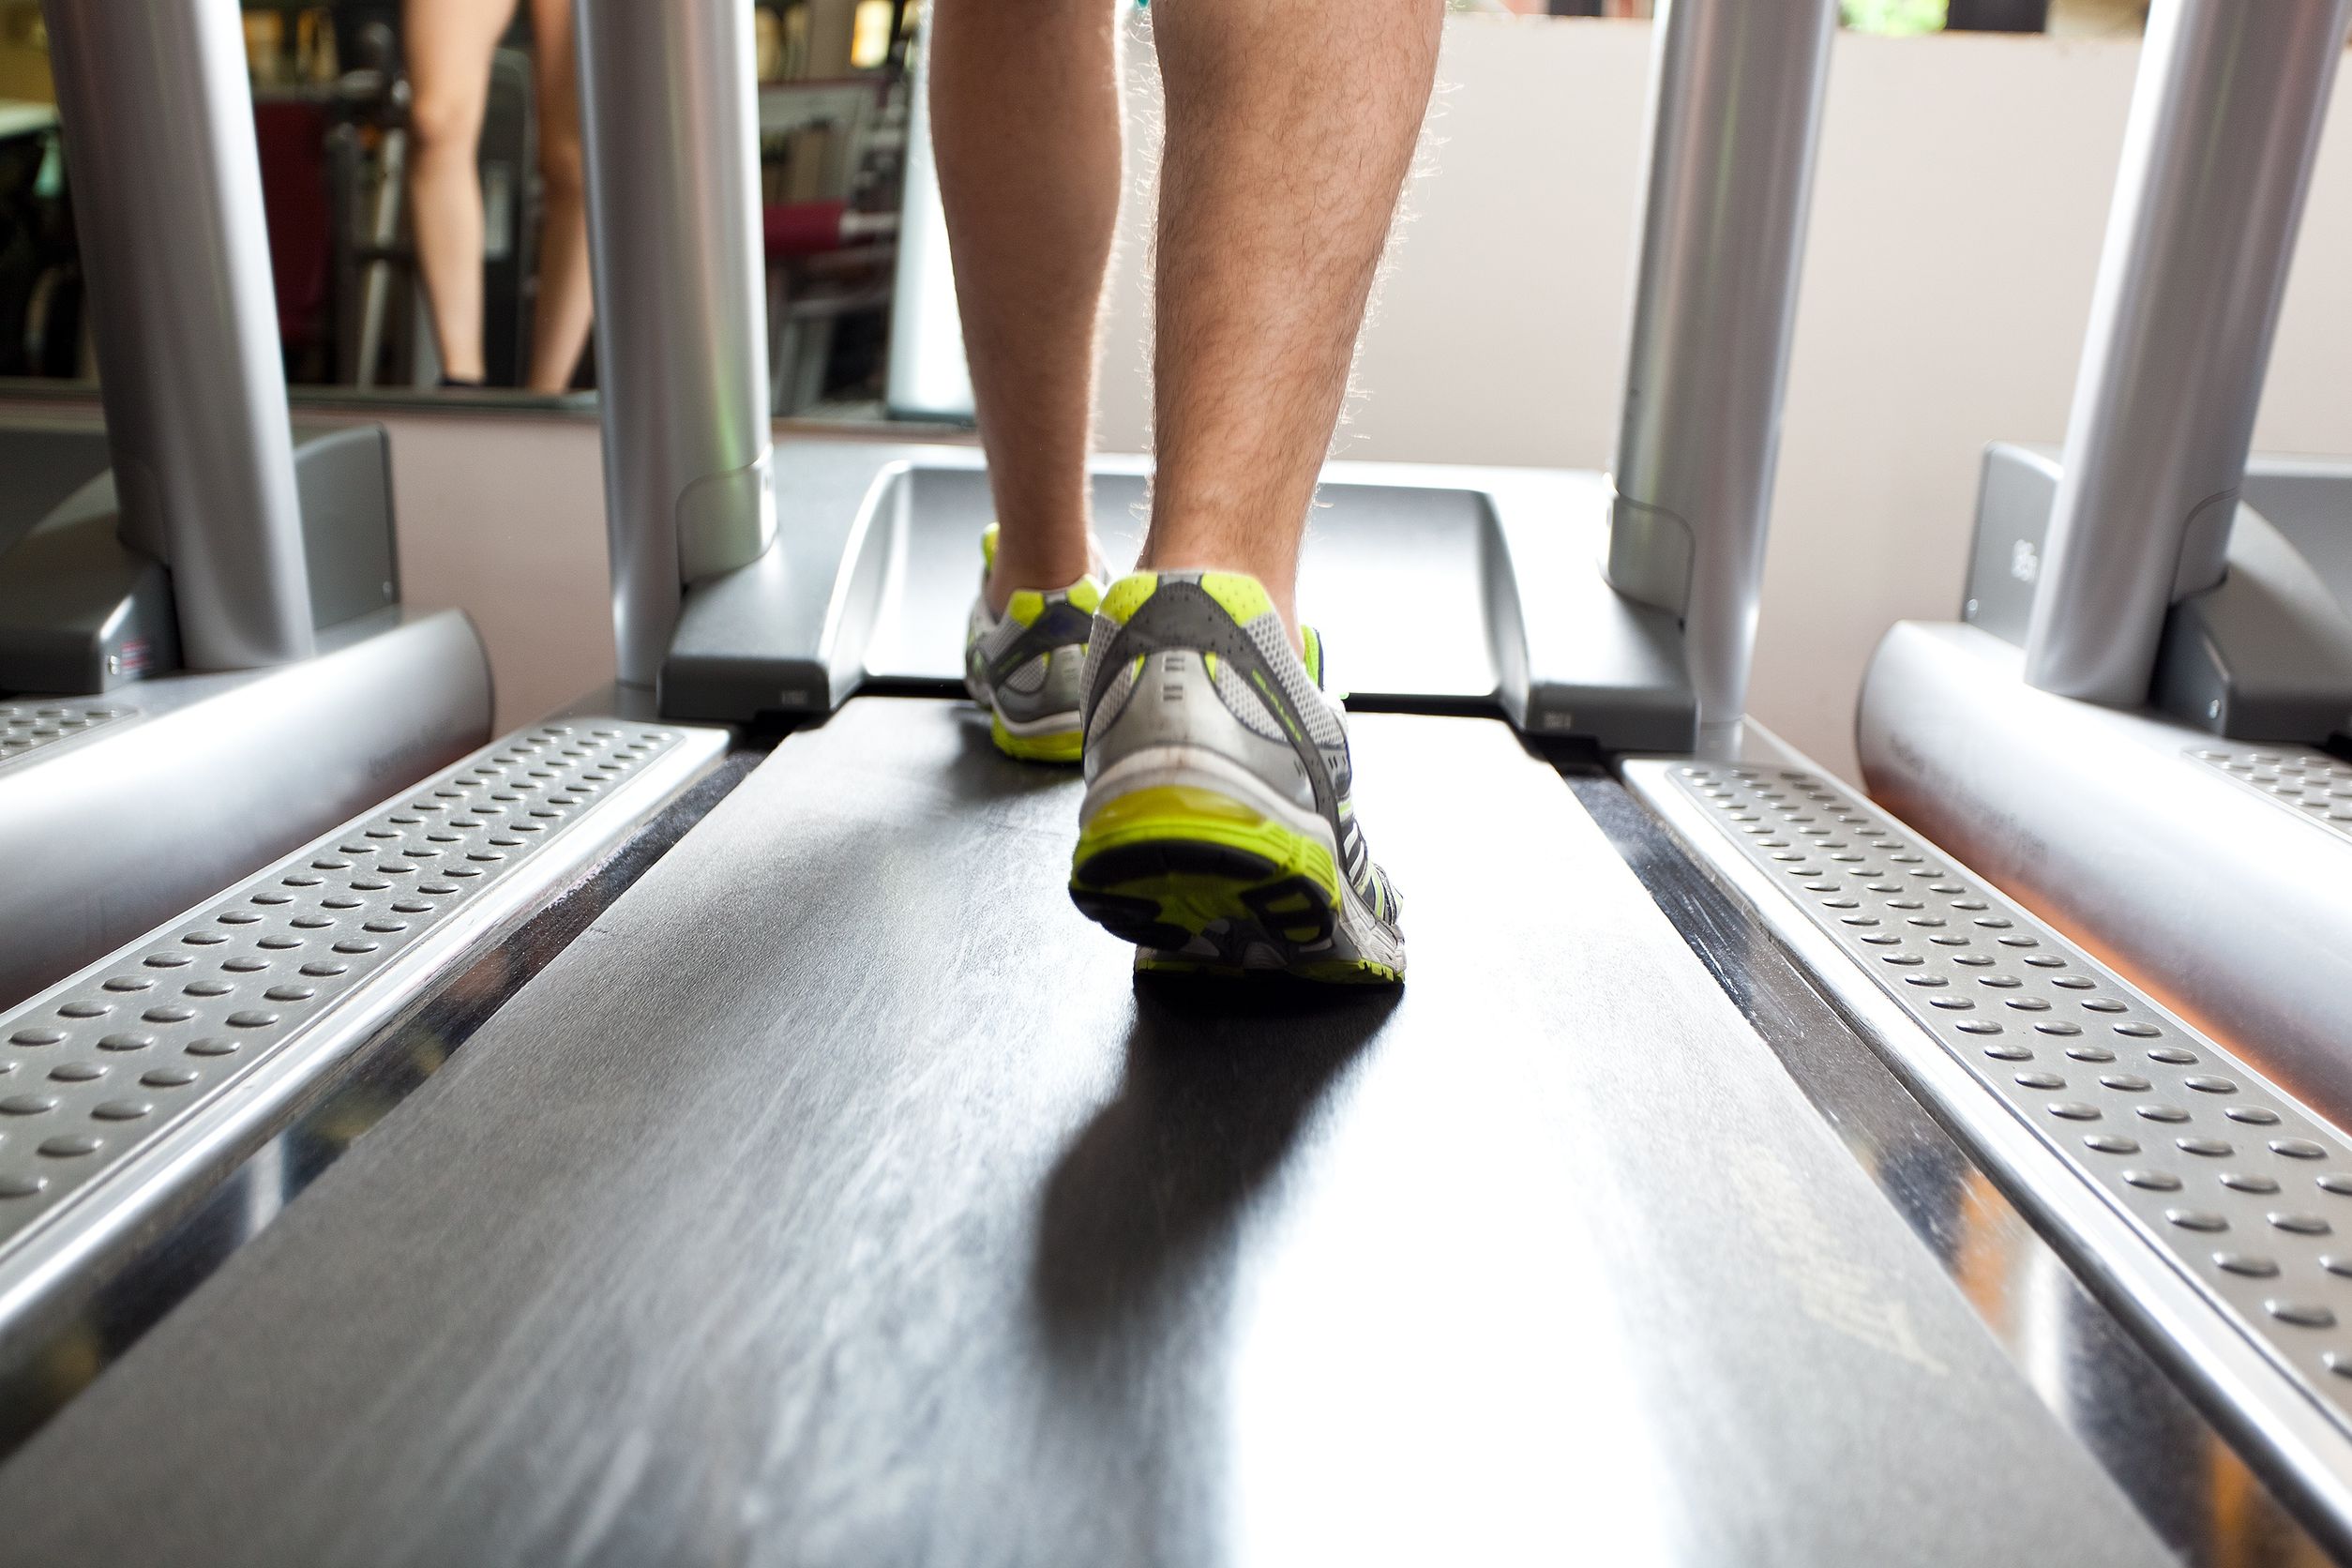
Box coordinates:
[0,0,914,414]
[0,0,2144,414]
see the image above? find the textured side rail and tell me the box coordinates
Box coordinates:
[2190,745,2352,841]
[0,703,132,770]
[1626,757,2352,1551]
[0,717,727,1429]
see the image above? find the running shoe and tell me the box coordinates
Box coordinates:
[965,523,1101,763]
[1067,569,1405,983]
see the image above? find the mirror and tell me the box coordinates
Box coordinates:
[0,0,914,415]
[0,0,2145,415]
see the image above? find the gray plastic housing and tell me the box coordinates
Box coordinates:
[1961,440,2352,743]
[2152,509,2352,740]
[660,443,1696,752]
[0,425,401,696]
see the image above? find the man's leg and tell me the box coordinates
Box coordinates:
[928,0,1123,613]
[1145,0,1443,633]
[1067,2,1437,981]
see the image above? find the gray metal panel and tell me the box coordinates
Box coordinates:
[0,702,2164,1566]
[577,0,776,687]
[1960,441,2062,649]
[41,0,315,670]
[1636,757,2352,1553]
[288,425,401,631]
[0,718,725,1452]
[1606,0,1835,736]
[0,506,177,693]
[0,611,493,1009]
[0,422,110,558]
[2024,0,2352,706]
[2242,458,2352,624]
[2154,507,2352,742]
[1857,620,2352,1134]
[0,427,400,692]
[664,441,1696,747]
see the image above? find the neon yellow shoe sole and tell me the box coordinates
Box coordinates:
[989,713,1083,764]
[1069,784,1394,982]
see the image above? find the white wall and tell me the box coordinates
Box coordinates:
[373,410,611,730]
[1091,17,2352,779]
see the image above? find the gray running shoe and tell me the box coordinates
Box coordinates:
[1067,568,1405,983]
[964,523,1100,763]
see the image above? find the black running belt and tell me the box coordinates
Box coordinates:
[0,701,2168,1567]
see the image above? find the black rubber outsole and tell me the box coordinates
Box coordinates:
[1069,839,1338,957]
[1068,888,1194,950]
[1071,839,1278,889]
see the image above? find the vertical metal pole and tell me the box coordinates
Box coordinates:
[2024,0,2352,707]
[42,0,315,671]
[576,0,777,691]
[1606,0,1835,740]
[354,127,408,389]
[884,31,975,421]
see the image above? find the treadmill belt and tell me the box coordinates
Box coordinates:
[0,701,2167,1567]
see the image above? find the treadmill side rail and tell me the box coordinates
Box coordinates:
[0,716,728,1455]
[1627,754,2352,1555]
[1861,619,2352,1123]
[0,610,495,1007]
[0,703,134,770]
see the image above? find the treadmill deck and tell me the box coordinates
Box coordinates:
[0,701,2166,1566]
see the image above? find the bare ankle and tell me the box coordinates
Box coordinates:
[985,538,1099,615]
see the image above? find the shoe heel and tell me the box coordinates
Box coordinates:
[1068,785,1340,953]
[988,711,1082,763]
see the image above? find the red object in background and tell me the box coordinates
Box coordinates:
[763,199,851,259]
[252,100,333,356]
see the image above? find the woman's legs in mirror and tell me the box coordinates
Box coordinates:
[524,0,593,393]
[403,0,518,385]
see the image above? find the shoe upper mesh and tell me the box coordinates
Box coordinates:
[1211,656,1288,743]
[1078,611,1116,726]
[1003,654,1048,695]
[1244,611,1344,749]
[975,611,1029,668]
[1084,649,1141,744]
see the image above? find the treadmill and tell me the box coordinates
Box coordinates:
[0,3,2343,1560]
[1859,0,2352,1121]
[0,2,493,1008]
